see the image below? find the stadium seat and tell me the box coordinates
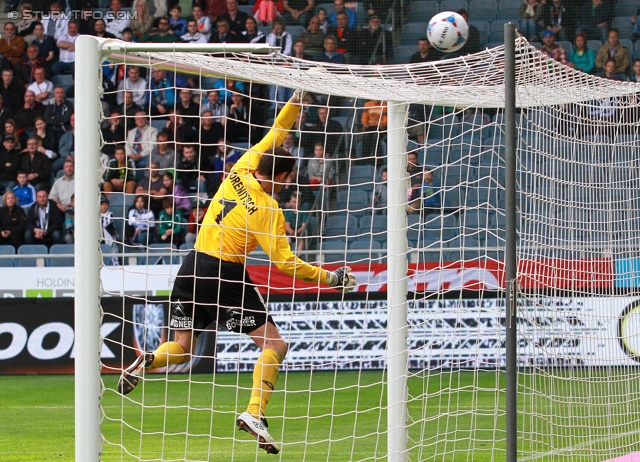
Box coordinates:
[146,243,179,265]
[409,1,441,23]
[469,0,497,21]
[319,239,347,264]
[402,22,428,46]
[612,17,634,41]
[287,25,306,41]
[324,215,358,240]
[496,7,520,20]
[441,0,468,11]
[238,4,253,15]
[151,118,166,132]
[348,165,376,188]
[587,40,603,55]
[0,245,15,267]
[490,20,511,42]
[392,45,417,64]
[316,2,336,16]
[49,244,75,267]
[347,239,383,264]
[17,244,48,267]
[470,20,491,44]
[101,243,120,266]
[616,4,638,17]
[335,189,371,216]
[358,214,386,235]
[556,40,573,55]
[52,74,74,90]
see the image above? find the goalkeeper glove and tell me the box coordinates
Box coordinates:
[293,89,307,101]
[326,267,357,293]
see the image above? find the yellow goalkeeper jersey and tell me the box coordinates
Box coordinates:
[195,101,328,284]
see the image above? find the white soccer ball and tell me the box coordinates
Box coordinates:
[427,11,469,53]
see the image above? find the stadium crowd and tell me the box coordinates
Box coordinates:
[0,0,636,258]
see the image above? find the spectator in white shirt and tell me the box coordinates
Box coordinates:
[52,20,80,75]
[40,2,69,41]
[192,5,211,40]
[105,0,131,39]
[116,66,148,107]
[181,19,208,43]
[27,68,54,105]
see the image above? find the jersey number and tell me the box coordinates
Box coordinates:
[214,200,238,224]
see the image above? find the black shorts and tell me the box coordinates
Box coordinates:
[169,250,273,334]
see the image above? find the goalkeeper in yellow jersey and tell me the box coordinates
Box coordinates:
[117,90,356,455]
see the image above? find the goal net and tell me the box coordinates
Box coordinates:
[74,35,640,461]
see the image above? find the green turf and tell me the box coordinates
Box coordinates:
[2,371,640,461]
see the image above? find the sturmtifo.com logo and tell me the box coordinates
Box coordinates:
[8,9,138,20]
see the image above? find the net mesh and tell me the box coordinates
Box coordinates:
[95,38,640,461]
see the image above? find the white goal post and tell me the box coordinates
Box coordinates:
[75,32,640,462]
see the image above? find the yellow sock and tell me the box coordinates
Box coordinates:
[149,341,190,369]
[247,349,282,417]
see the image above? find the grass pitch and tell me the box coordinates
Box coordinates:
[1,371,639,461]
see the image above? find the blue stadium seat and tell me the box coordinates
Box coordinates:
[147,243,179,265]
[319,239,347,264]
[392,45,417,64]
[490,20,511,42]
[587,40,603,55]
[324,215,358,240]
[469,0,497,21]
[17,244,48,267]
[470,20,491,44]
[287,25,306,41]
[347,239,383,264]
[556,40,574,55]
[347,165,376,188]
[496,7,520,20]
[441,0,468,11]
[49,244,75,267]
[335,189,371,216]
[238,4,253,15]
[616,4,638,16]
[612,17,634,40]
[0,245,15,267]
[101,243,120,266]
[316,2,336,16]
[402,22,428,46]
[358,214,386,235]
[409,1,441,23]
[52,74,74,90]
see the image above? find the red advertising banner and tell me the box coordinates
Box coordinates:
[246,258,614,294]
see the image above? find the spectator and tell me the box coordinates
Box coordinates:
[355,15,393,64]
[30,23,57,66]
[293,109,315,153]
[116,91,144,118]
[139,17,180,43]
[372,167,387,214]
[282,132,304,160]
[192,5,212,40]
[408,169,443,214]
[218,0,248,36]
[130,0,155,39]
[539,30,567,65]
[410,37,443,63]
[13,170,36,209]
[208,19,240,43]
[200,90,229,122]
[313,35,345,64]
[103,145,137,195]
[241,17,265,43]
[181,19,208,42]
[148,68,176,116]
[25,189,63,247]
[520,0,544,41]
[329,0,355,29]
[76,3,96,35]
[26,69,53,106]
[101,112,126,158]
[43,86,73,138]
[16,90,46,137]
[5,120,25,150]
[150,131,176,174]
[306,142,335,186]
[34,116,58,162]
[1,69,24,114]
[454,10,481,56]
[18,44,48,86]
[163,111,197,145]
[176,144,212,195]
[49,159,75,213]
[169,5,188,37]
[226,92,255,142]
[283,191,312,252]
[199,110,224,158]
[105,0,131,39]
[630,59,640,82]
[161,171,191,215]
[185,203,207,243]
[406,150,422,195]
[312,105,343,156]
[568,33,595,73]
[117,66,148,107]
[55,113,75,172]
[205,0,229,24]
[20,136,51,192]
[266,18,293,55]
[595,29,629,74]
[0,23,27,67]
[360,99,387,163]
[317,7,329,33]
[126,194,156,246]
[633,11,640,42]
[0,95,12,131]
[135,162,167,215]
[0,136,22,193]
[41,2,68,41]
[600,57,627,80]
[176,89,200,131]
[283,0,314,27]
[543,0,576,42]
[292,39,313,60]
[332,13,359,60]
[0,191,26,249]
[365,0,392,20]
[210,138,240,173]
[579,0,612,43]
[100,196,119,260]
[126,111,158,170]
[157,197,186,246]
[51,20,80,76]
[299,15,326,55]
[213,77,245,103]
[63,194,74,244]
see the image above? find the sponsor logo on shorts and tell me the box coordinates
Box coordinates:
[171,300,192,328]
[226,316,256,331]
